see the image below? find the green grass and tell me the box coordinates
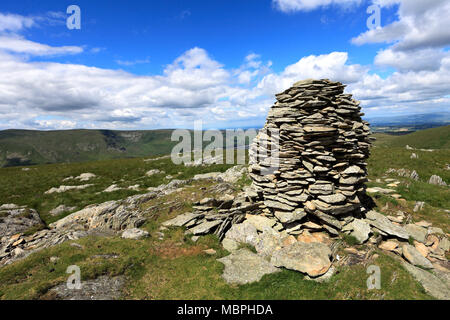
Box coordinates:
[0,232,432,300]
[0,129,178,167]
[0,155,234,225]
[343,235,359,246]
[1,126,448,300]
[373,125,450,149]
[0,178,434,300]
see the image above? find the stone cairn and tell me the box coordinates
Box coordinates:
[248,79,372,231]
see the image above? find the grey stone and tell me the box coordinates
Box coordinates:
[224,221,260,247]
[342,219,371,244]
[162,212,204,227]
[402,262,449,300]
[217,249,280,285]
[402,244,433,269]
[270,242,332,277]
[49,205,77,216]
[317,193,347,204]
[405,224,427,243]
[48,275,125,300]
[428,175,447,186]
[365,210,409,240]
[121,228,149,240]
[274,208,306,224]
[245,215,277,231]
[222,238,239,252]
[255,227,283,258]
[189,220,222,235]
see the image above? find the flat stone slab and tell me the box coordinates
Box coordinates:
[224,221,260,247]
[217,249,280,285]
[402,244,433,269]
[47,275,125,300]
[404,224,427,243]
[189,220,222,235]
[270,242,332,277]
[402,262,450,300]
[162,212,204,227]
[245,215,277,231]
[365,210,409,240]
[274,208,307,224]
[342,219,371,244]
[121,228,149,240]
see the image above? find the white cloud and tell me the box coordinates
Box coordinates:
[257,52,367,94]
[374,48,449,72]
[273,0,362,12]
[34,119,77,130]
[353,0,450,51]
[0,12,34,32]
[0,35,83,56]
[0,10,449,130]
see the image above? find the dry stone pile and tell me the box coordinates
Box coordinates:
[248,79,372,229]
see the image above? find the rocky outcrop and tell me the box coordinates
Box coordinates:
[428,175,447,186]
[0,178,191,266]
[45,184,94,194]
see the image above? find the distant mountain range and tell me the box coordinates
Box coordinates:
[0,129,177,167]
[0,129,251,167]
[365,112,450,127]
[1,113,449,167]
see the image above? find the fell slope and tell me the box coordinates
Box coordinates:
[374,125,450,149]
[0,129,176,167]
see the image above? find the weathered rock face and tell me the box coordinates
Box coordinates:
[248,79,372,225]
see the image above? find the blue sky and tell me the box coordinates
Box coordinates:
[0,0,449,130]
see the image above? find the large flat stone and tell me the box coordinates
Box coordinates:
[217,249,280,285]
[189,220,222,235]
[270,242,332,277]
[274,208,306,224]
[342,219,371,244]
[365,210,409,240]
[245,215,277,232]
[402,262,450,300]
[162,212,204,227]
[224,221,260,247]
[402,244,433,269]
[405,224,427,243]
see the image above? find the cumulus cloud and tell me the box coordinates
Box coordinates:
[352,0,450,51]
[34,119,77,130]
[374,48,449,72]
[1,8,449,130]
[0,12,34,32]
[257,52,367,95]
[273,0,362,12]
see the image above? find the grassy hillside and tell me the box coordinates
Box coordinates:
[0,129,177,167]
[0,129,253,168]
[0,126,448,300]
[374,125,450,149]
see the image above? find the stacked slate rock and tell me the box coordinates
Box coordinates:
[248,79,372,232]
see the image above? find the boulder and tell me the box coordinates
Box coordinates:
[342,219,371,244]
[402,262,450,300]
[270,242,332,277]
[402,244,433,269]
[217,249,280,285]
[365,210,409,240]
[121,228,149,240]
